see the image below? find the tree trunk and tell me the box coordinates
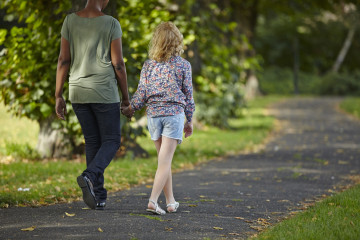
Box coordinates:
[293,36,299,94]
[36,117,74,158]
[228,0,261,99]
[331,26,356,73]
[244,71,260,100]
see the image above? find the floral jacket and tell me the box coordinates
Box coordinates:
[130,56,195,122]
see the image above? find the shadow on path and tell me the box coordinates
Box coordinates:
[1,97,360,239]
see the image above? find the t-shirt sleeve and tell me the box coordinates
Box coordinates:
[61,15,69,41]
[111,18,122,41]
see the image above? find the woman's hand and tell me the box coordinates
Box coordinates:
[55,96,67,120]
[184,121,193,138]
[121,104,134,119]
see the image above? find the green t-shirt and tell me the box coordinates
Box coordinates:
[61,13,122,103]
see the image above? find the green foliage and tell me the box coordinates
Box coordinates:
[2,141,40,160]
[318,71,360,96]
[176,1,258,127]
[340,97,360,119]
[258,67,322,95]
[0,0,258,156]
[256,1,360,74]
[0,1,70,120]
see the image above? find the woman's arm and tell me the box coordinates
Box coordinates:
[55,37,71,120]
[111,38,130,108]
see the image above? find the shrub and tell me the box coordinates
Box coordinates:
[258,66,322,95]
[318,71,360,96]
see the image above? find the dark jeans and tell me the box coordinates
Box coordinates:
[72,103,121,202]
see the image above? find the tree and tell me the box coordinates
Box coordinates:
[331,3,359,73]
[0,0,258,158]
[0,0,173,158]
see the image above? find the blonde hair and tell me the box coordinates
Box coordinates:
[148,22,184,62]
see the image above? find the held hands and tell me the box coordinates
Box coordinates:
[184,121,193,138]
[121,101,134,119]
[55,96,67,120]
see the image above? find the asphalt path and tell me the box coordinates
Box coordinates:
[1,97,360,240]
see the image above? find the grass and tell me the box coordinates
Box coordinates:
[253,185,360,240]
[339,97,360,119]
[253,96,360,240]
[0,103,39,157]
[0,96,283,207]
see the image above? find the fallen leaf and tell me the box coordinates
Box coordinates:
[338,160,349,165]
[65,212,75,217]
[257,218,271,226]
[21,226,36,231]
[188,204,198,207]
[350,221,354,226]
[134,193,147,196]
[165,227,173,232]
[145,185,152,188]
[226,205,233,208]
[199,195,206,198]
[82,207,91,210]
[234,217,244,220]
[250,226,263,231]
[213,227,223,230]
[229,233,240,236]
[98,227,103,232]
[277,199,290,203]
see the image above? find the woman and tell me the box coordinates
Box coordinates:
[123,22,195,214]
[55,0,131,210]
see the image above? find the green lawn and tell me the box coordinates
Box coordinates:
[253,185,360,240]
[0,103,39,157]
[0,96,283,207]
[253,97,360,240]
[340,97,360,119]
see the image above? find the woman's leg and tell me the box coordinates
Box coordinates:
[72,103,101,168]
[85,103,121,202]
[148,136,177,209]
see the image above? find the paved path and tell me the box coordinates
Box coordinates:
[1,97,360,240]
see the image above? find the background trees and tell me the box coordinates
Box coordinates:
[1,0,359,158]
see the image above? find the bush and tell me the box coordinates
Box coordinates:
[3,141,40,160]
[258,66,321,95]
[318,71,360,96]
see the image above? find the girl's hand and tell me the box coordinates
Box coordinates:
[184,122,193,138]
[121,105,134,119]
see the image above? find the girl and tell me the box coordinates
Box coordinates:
[123,22,195,215]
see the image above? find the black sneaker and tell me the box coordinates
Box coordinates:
[96,202,106,210]
[77,175,97,209]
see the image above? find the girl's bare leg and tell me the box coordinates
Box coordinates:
[148,136,177,210]
[152,138,176,209]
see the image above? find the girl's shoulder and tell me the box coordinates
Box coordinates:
[171,56,191,69]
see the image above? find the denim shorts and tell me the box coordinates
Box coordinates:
[147,113,185,144]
